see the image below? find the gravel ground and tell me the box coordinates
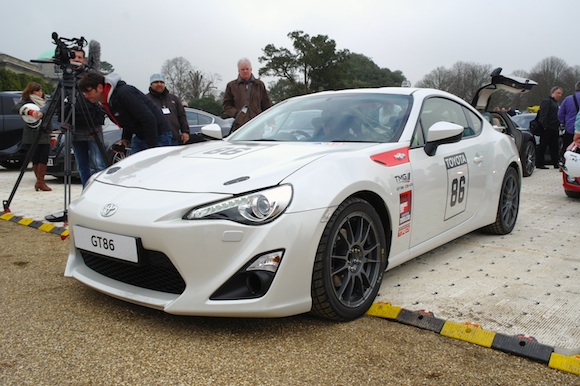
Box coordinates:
[0,220,577,385]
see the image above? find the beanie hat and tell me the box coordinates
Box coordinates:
[150,73,165,84]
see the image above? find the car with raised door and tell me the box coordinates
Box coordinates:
[471,68,537,177]
[65,86,522,321]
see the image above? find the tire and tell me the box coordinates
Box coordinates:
[311,197,387,321]
[564,190,580,198]
[522,141,535,177]
[107,148,128,165]
[0,159,22,170]
[483,167,520,235]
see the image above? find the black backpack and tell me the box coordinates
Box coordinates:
[529,112,543,136]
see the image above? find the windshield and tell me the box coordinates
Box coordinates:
[229,93,412,143]
[511,114,535,129]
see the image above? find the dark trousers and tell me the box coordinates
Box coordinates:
[561,131,574,157]
[536,130,560,167]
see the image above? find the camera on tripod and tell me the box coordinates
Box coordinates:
[48,32,87,68]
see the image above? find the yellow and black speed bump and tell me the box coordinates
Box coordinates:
[367,301,580,376]
[492,333,554,363]
[395,308,445,333]
[1,212,69,239]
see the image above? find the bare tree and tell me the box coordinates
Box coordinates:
[161,57,222,102]
[528,56,575,103]
[187,70,221,100]
[161,57,194,100]
[417,62,492,103]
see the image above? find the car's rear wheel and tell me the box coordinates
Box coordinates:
[564,189,580,198]
[484,167,520,235]
[522,141,535,177]
[311,197,387,321]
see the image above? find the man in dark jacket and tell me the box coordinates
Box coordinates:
[222,58,271,132]
[147,73,189,145]
[78,71,172,154]
[536,86,563,169]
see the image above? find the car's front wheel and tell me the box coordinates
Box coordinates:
[484,166,520,235]
[522,140,536,177]
[311,197,387,321]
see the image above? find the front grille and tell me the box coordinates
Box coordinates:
[80,249,186,294]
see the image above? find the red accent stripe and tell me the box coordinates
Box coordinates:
[370,147,409,166]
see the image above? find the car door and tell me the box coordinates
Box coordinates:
[408,96,489,248]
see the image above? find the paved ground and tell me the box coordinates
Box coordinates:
[1,165,579,380]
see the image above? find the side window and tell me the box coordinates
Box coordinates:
[186,111,198,126]
[463,107,483,137]
[198,114,213,125]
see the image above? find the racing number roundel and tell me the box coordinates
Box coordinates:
[444,153,468,220]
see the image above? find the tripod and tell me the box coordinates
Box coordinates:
[2,63,109,223]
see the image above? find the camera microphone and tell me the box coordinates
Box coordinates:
[88,40,101,72]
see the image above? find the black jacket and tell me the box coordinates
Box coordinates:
[105,74,171,148]
[538,96,560,131]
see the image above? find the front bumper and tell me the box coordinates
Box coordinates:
[65,183,328,317]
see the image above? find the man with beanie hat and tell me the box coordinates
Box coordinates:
[147,73,189,145]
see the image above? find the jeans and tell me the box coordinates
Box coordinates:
[130,131,173,154]
[72,140,106,187]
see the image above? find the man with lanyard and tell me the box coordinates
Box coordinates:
[222,58,272,132]
[147,73,189,145]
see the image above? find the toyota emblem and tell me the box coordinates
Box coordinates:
[101,203,118,217]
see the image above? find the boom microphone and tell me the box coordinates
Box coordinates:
[88,40,101,72]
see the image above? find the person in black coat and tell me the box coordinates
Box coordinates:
[78,71,172,154]
[536,86,563,169]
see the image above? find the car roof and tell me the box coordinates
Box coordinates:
[471,68,537,111]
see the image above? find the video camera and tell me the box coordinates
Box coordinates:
[49,32,87,67]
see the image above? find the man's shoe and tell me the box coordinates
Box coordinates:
[537,165,549,169]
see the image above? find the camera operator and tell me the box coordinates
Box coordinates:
[68,46,106,187]
[30,46,106,187]
[78,71,172,154]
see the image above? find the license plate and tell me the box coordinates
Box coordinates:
[73,225,139,263]
[47,157,54,166]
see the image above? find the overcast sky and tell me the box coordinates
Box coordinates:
[2,0,578,95]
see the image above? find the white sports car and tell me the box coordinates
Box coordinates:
[65,87,522,321]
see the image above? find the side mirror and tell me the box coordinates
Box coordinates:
[200,123,223,140]
[424,121,464,156]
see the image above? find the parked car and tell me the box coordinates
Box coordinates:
[184,107,233,142]
[0,91,24,169]
[511,112,563,164]
[65,85,522,321]
[471,68,537,177]
[511,113,536,131]
[562,145,580,198]
[47,118,127,179]
[0,91,61,170]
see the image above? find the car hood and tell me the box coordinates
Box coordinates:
[471,68,537,111]
[95,140,379,194]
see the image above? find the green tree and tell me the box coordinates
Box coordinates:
[0,69,54,93]
[259,31,406,102]
[259,30,349,98]
[189,97,224,117]
[338,53,405,89]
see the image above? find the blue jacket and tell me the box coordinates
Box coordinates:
[557,91,580,134]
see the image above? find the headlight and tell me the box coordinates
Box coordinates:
[183,184,293,225]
